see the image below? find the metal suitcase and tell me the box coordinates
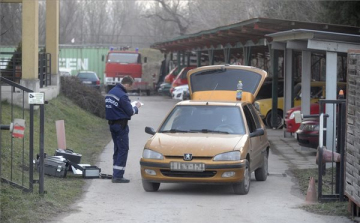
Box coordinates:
[82,166,101,179]
[43,156,68,178]
[55,149,82,164]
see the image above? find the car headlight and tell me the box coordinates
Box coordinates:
[301,124,319,131]
[254,102,260,111]
[142,149,164,160]
[213,151,240,161]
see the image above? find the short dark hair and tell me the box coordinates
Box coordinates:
[121,76,134,85]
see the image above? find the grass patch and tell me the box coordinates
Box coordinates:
[0,94,111,223]
[292,167,349,217]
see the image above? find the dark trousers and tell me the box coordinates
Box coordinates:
[109,123,129,179]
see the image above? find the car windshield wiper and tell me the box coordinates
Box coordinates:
[160,129,189,133]
[189,129,229,134]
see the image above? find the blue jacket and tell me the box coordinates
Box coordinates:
[105,84,138,120]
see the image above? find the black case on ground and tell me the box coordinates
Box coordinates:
[43,156,68,178]
[55,149,82,164]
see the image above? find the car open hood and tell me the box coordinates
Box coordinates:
[146,133,245,157]
[187,65,267,103]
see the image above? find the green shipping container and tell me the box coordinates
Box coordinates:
[59,46,110,83]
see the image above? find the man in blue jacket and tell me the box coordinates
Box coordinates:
[105,76,141,183]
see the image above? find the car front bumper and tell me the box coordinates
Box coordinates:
[140,159,246,184]
[296,132,319,149]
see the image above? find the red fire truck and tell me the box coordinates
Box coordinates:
[103,49,150,95]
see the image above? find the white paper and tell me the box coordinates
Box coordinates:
[131,101,144,106]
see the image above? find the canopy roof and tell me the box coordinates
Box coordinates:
[151,17,360,53]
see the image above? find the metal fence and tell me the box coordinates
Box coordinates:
[317,99,346,202]
[0,52,22,84]
[0,52,52,88]
[0,77,45,194]
[38,53,51,88]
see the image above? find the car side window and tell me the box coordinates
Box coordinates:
[243,105,256,133]
[247,104,262,129]
[180,70,188,79]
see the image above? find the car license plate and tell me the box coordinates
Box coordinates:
[170,162,205,172]
[82,81,92,84]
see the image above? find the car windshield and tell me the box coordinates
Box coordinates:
[190,68,262,94]
[159,105,246,135]
[77,72,97,80]
[107,53,139,63]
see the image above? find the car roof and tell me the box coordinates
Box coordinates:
[177,100,245,107]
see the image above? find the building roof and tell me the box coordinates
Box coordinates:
[151,17,360,53]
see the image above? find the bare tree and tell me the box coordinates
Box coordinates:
[260,0,325,22]
[187,0,263,33]
[59,0,82,44]
[84,0,109,44]
[142,0,191,36]
[0,3,22,45]
[108,0,137,45]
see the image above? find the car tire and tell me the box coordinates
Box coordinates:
[142,180,160,192]
[146,90,151,96]
[233,160,250,195]
[255,150,268,181]
[265,110,283,129]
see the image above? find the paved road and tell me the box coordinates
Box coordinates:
[51,96,352,223]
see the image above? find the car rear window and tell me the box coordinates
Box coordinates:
[77,73,97,80]
[190,68,262,94]
[159,105,246,135]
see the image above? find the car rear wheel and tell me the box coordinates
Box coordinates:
[266,110,283,129]
[142,180,160,192]
[233,160,250,195]
[255,150,268,181]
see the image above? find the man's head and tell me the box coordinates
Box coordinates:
[121,76,134,90]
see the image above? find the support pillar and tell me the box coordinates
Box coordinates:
[301,51,311,116]
[21,0,40,92]
[325,52,338,152]
[284,49,293,137]
[196,51,201,67]
[208,49,214,65]
[270,49,279,129]
[46,0,59,85]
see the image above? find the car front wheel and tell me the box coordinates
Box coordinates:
[255,150,268,181]
[142,180,160,192]
[233,160,250,195]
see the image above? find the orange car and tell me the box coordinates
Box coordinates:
[140,65,270,195]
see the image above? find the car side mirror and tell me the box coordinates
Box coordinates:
[145,126,155,135]
[249,128,264,138]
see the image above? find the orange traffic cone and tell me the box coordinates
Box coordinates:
[305,177,317,203]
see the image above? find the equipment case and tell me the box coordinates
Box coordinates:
[43,156,68,178]
[82,166,101,179]
[55,149,82,164]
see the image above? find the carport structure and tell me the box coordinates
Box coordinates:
[151,17,360,130]
[268,29,360,147]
